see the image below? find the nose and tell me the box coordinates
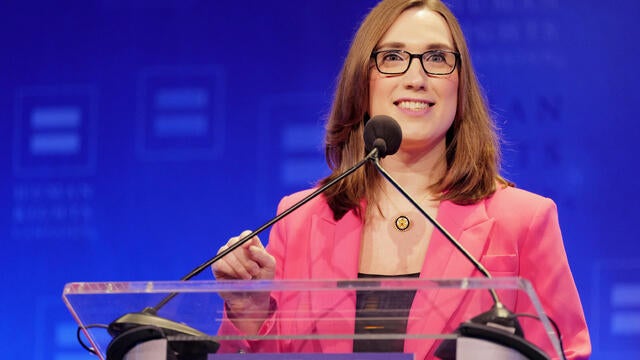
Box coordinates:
[403,57,428,90]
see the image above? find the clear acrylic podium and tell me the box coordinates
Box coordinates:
[62,277,563,359]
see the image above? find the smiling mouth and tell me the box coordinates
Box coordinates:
[394,100,435,111]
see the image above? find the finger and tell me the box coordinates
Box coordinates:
[232,230,253,243]
[215,257,254,280]
[214,236,253,280]
[241,236,269,277]
[248,245,275,270]
[234,230,261,251]
[213,243,242,278]
[212,254,244,280]
[223,248,256,280]
[246,234,265,249]
[213,231,264,280]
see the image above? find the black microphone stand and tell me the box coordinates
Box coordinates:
[370,156,551,360]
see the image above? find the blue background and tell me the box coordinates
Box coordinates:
[1,0,639,358]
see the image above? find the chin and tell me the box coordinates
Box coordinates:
[401,136,446,152]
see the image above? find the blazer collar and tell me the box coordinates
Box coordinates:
[310,205,363,279]
[422,198,494,279]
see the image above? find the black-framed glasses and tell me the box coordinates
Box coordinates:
[371,49,460,75]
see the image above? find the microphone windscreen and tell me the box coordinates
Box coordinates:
[364,115,402,158]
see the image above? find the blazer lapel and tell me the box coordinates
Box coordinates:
[309,208,362,279]
[406,199,495,358]
[309,207,362,352]
[423,199,494,279]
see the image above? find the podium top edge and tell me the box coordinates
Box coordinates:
[62,277,532,295]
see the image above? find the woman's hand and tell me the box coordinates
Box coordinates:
[212,230,276,334]
[212,230,276,281]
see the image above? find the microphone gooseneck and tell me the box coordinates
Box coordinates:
[109,147,380,326]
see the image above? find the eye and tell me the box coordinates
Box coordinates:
[424,51,447,63]
[380,50,406,63]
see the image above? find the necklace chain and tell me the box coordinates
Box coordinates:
[381,189,430,232]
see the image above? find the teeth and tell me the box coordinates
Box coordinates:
[397,101,430,110]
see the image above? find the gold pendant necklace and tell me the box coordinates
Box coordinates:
[394,215,411,231]
[383,189,430,233]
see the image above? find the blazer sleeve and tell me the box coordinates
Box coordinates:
[517,197,591,359]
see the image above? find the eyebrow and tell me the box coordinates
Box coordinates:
[375,41,455,52]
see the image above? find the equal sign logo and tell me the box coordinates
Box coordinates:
[593,260,640,356]
[280,123,327,186]
[136,66,225,161]
[14,86,96,177]
[153,87,209,138]
[255,94,329,214]
[611,283,640,335]
[30,106,81,156]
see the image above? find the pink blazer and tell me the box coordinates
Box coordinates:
[219,185,591,359]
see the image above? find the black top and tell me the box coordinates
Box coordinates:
[353,272,420,353]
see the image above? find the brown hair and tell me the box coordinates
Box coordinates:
[320,0,510,220]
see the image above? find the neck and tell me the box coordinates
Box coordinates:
[378,141,446,198]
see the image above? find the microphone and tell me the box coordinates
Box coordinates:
[364,117,552,360]
[364,114,402,157]
[103,115,401,359]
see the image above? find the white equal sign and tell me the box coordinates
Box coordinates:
[29,106,81,156]
[153,87,209,138]
[611,283,640,335]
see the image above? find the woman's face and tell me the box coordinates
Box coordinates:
[369,7,459,155]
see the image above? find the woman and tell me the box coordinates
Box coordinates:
[212,0,591,358]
